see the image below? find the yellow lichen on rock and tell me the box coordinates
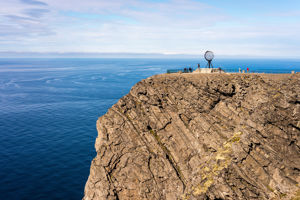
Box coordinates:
[189,132,243,197]
[290,189,300,200]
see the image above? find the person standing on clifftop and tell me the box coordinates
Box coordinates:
[247,67,249,73]
[198,63,200,69]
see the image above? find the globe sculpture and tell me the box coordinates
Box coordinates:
[204,51,214,68]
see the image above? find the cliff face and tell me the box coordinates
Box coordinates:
[83,73,300,200]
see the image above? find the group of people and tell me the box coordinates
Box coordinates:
[182,63,226,73]
[183,67,193,73]
[181,64,251,73]
[239,67,250,73]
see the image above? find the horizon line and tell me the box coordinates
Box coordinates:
[0,51,300,59]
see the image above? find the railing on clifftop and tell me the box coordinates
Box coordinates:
[167,68,194,73]
[167,67,298,74]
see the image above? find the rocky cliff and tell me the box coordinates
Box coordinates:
[83,73,300,200]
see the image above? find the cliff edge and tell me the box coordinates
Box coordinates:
[84,73,300,200]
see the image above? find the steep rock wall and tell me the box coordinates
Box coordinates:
[84,73,300,200]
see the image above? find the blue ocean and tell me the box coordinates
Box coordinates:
[0,58,299,199]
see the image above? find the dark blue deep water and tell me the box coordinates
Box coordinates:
[0,58,299,200]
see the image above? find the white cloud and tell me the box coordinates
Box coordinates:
[0,0,300,57]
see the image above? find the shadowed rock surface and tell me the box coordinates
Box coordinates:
[83,73,300,200]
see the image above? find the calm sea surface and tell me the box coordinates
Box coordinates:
[0,58,299,199]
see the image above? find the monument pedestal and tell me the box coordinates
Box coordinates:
[193,68,224,74]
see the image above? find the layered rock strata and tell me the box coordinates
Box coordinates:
[84,73,300,200]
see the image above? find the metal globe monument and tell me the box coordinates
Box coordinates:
[204,51,214,68]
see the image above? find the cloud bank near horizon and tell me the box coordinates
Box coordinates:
[0,0,300,57]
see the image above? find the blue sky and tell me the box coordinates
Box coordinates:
[0,0,300,57]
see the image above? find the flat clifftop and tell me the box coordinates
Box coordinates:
[84,73,300,200]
